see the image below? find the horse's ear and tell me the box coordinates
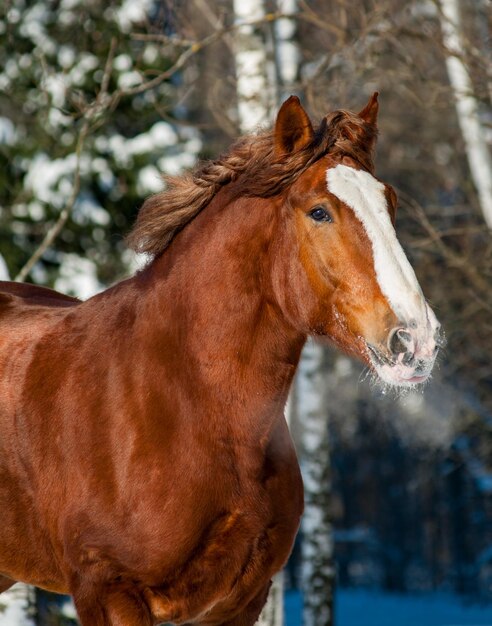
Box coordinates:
[355,92,379,159]
[274,96,314,157]
[358,92,379,127]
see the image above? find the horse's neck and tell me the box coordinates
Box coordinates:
[133,194,305,438]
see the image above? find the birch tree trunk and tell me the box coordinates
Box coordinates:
[232,1,282,623]
[0,254,9,281]
[298,341,335,626]
[255,393,296,626]
[232,0,273,133]
[439,0,492,228]
[0,584,34,626]
[275,2,337,622]
[274,0,300,100]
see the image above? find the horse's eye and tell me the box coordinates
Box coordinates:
[309,206,332,222]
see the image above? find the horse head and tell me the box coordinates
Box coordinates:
[270,94,442,387]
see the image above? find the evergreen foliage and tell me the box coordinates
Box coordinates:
[0,0,200,292]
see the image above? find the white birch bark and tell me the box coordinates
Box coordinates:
[232,0,273,132]
[231,2,281,624]
[255,397,294,626]
[0,584,34,626]
[0,254,9,281]
[256,566,285,626]
[299,341,335,626]
[439,0,492,228]
[274,3,336,623]
[274,0,300,98]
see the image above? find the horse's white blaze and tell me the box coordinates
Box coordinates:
[326,164,428,324]
[326,164,441,386]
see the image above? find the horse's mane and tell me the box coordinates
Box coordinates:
[126,108,377,257]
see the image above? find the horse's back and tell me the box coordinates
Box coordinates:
[0,281,80,338]
[0,279,80,444]
[0,281,82,393]
[0,281,80,309]
[0,282,81,591]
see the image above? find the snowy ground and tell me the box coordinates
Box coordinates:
[285,589,492,626]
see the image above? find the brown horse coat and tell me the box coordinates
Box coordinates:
[0,95,440,625]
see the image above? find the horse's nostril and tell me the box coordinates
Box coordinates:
[402,352,414,366]
[388,327,414,357]
[397,330,412,344]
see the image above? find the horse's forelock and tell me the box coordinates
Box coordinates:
[323,109,377,173]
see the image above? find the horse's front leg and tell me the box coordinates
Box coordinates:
[73,585,153,626]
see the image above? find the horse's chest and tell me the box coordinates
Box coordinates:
[146,489,301,623]
[143,451,303,623]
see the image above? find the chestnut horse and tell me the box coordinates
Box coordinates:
[0,94,441,625]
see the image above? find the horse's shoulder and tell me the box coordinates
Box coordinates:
[0,281,81,310]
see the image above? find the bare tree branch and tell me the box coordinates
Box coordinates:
[15,119,90,282]
[400,191,491,298]
[15,38,118,283]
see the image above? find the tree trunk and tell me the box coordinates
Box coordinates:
[298,341,335,626]
[0,254,9,281]
[232,1,281,623]
[256,573,284,626]
[274,4,337,622]
[232,0,274,133]
[439,0,492,228]
[0,584,34,626]
[273,0,300,101]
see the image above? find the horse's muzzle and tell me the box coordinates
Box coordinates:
[367,323,445,387]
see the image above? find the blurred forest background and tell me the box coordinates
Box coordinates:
[1,0,492,625]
